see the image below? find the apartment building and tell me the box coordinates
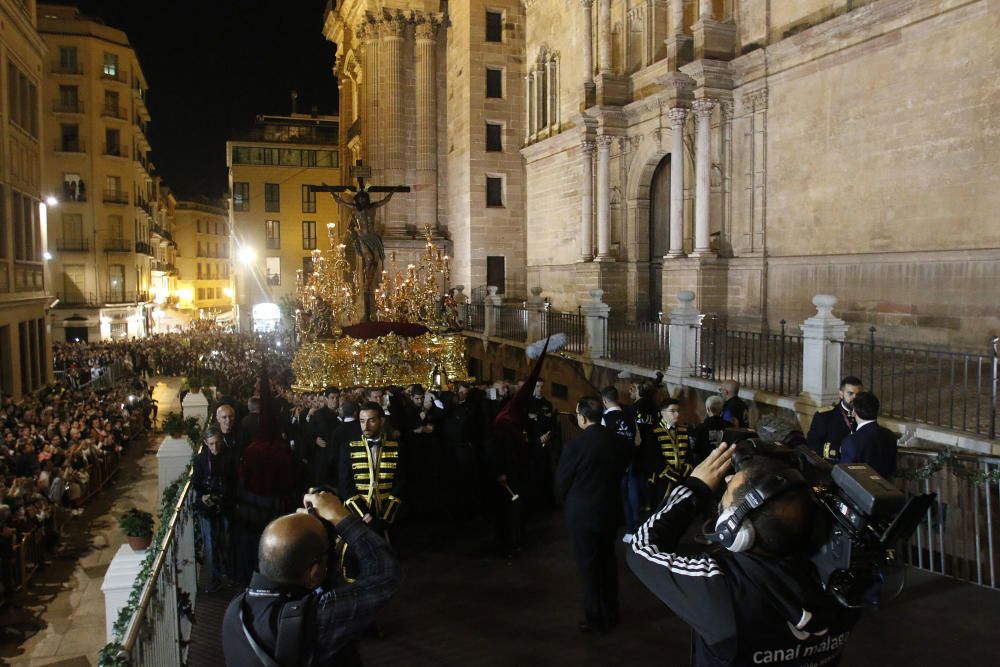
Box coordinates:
[227,113,341,332]
[172,197,232,326]
[39,4,164,341]
[0,0,52,396]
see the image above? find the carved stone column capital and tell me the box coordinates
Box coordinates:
[668,107,689,126]
[580,139,597,155]
[595,134,615,149]
[380,10,408,38]
[742,88,768,112]
[692,98,717,118]
[415,15,441,42]
[581,0,594,6]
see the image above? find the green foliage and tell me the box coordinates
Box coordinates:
[162,411,203,444]
[898,448,1000,486]
[98,439,197,666]
[117,508,154,537]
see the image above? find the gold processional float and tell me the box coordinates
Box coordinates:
[291,219,472,392]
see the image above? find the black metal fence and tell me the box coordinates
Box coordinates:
[604,317,669,369]
[461,303,486,333]
[897,449,1000,589]
[542,309,586,354]
[696,316,804,395]
[494,306,528,341]
[841,331,998,439]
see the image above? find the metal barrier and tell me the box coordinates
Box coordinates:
[494,306,528,341]
[841,331,998,439]
[117,476,197,666]
[897,449,1000,589]
[696,316,803,395]
[462,303,486,333]
[604,317,669,369]
[542,309,586,354]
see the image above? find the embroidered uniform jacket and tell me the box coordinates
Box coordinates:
[339,437,404,524]
[646,422,693,503]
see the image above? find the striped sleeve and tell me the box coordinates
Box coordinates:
[627,479,738,651]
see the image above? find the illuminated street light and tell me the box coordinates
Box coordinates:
[45,196,58,207]
[43,251,53,260]
[238,246,256,264]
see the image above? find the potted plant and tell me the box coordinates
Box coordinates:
[162,412,186,439]
[187,376,203,394]
[119,508,155,551]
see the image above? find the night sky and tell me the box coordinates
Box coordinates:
[71,0,340,198]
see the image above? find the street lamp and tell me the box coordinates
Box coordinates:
[45,196,58,207]
[237,246,256,264]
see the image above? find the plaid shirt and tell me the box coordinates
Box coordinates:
[223,515,400,666]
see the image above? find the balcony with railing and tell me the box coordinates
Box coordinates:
[51,62,83,75]
[135,241,154,256]
[56,237,90,252]
[105,291,150,305]
[55,138,86,153]
[104,238,132,252]
[101,69,128,84]
[103,143,128,159]
[101,104,127,120]
[55,290,97,306]
[103,189,129,204]
[52,100,84,114]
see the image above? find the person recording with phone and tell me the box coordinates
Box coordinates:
[222,489,401,667]
[628,442,860,666]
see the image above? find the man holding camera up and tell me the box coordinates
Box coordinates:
[222,489,400,666]
[629,442,858,666]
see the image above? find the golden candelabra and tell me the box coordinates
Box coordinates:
[295,223,358,341]
[374,227,454,331]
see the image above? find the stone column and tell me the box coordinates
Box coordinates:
[415,17,439,226]
[665,291,703,380]
[699,0,713,19]
[799,295,850,406]
[381,11,406,233]
[666,107,688,258]
[692,98,716,257]
[673,0,685,33]
[598,0,612,74]
[581,0,595,90]
[580,140,595,261]
[156,436,192,501]
[484,286,503,338]
[581,289,611,359]
[359,19,378,168]
[666,0,692,69]
[525,72,535,139]
[527,286,545,342]
[595,134,614,261]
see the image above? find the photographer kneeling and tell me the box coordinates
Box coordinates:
[628,443,859,666]
[223,490,401,666]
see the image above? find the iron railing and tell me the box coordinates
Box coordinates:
[604,317,669,369]
[494,306,528,341]
[116,477,197,666]
[840,330,998,439]
[461,303,486,333]
[897,449,1000,589]
[696,316,804,395]
[56,237,90,251]
[542,309,586,355]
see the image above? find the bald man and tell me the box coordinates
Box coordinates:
[222,491,400,666]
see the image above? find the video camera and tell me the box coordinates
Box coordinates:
[726,432,935,609]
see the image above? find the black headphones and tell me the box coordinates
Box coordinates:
[706,468,809,552]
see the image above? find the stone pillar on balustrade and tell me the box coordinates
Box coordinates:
[483,286,502,338]
[796,295,849,421]
[526,286,546,342]
[581,289,610,360]
[691,0,736,61]
[665,291,704,385]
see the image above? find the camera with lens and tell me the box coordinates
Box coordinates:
[724,430,935,609]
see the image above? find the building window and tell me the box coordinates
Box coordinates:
[197,262,202,279]
[265,220,280,249]
[105,128,121,156]
[302,221,317,250]
[486,10,503,42]
[486,175,504,207]
[301,185,316,213]
[487,256,506,294]
[103,52,118,78]
[59,124,80,152]
[108,214,123,240]
[58,46,79,73]
[57,85,79,112]
[527,49,560,138]
[8,65,38,137]
[264,183,280,212]
[486,122,503,152]
[486,67,504,99]
[105,175,122,196]
[303,255,314,277]
[108,264,125,301]
[265,257,281,286]
[104,89,120,117]
[197,287,205,301]
[232,182,249,211]
[196,220,201,233]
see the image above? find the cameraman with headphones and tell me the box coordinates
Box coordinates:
[628,442,859,666]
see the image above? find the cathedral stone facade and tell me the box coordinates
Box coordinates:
[326,0,1000,347]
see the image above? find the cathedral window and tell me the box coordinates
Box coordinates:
[526,48,559,142]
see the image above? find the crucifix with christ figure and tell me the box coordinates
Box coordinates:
[309,161,411,323]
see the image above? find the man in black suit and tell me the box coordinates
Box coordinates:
[555,395,628,634]
[839,391,898,478]
[806,375,863,462]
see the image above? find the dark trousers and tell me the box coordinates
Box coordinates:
[620,466,643,534]
[568,522,619,629]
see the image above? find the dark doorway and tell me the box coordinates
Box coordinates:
[65,326,88,343]
[486,256,506,294]
[648,155,671,319]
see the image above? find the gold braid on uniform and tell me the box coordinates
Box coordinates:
[649,423,693,495]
